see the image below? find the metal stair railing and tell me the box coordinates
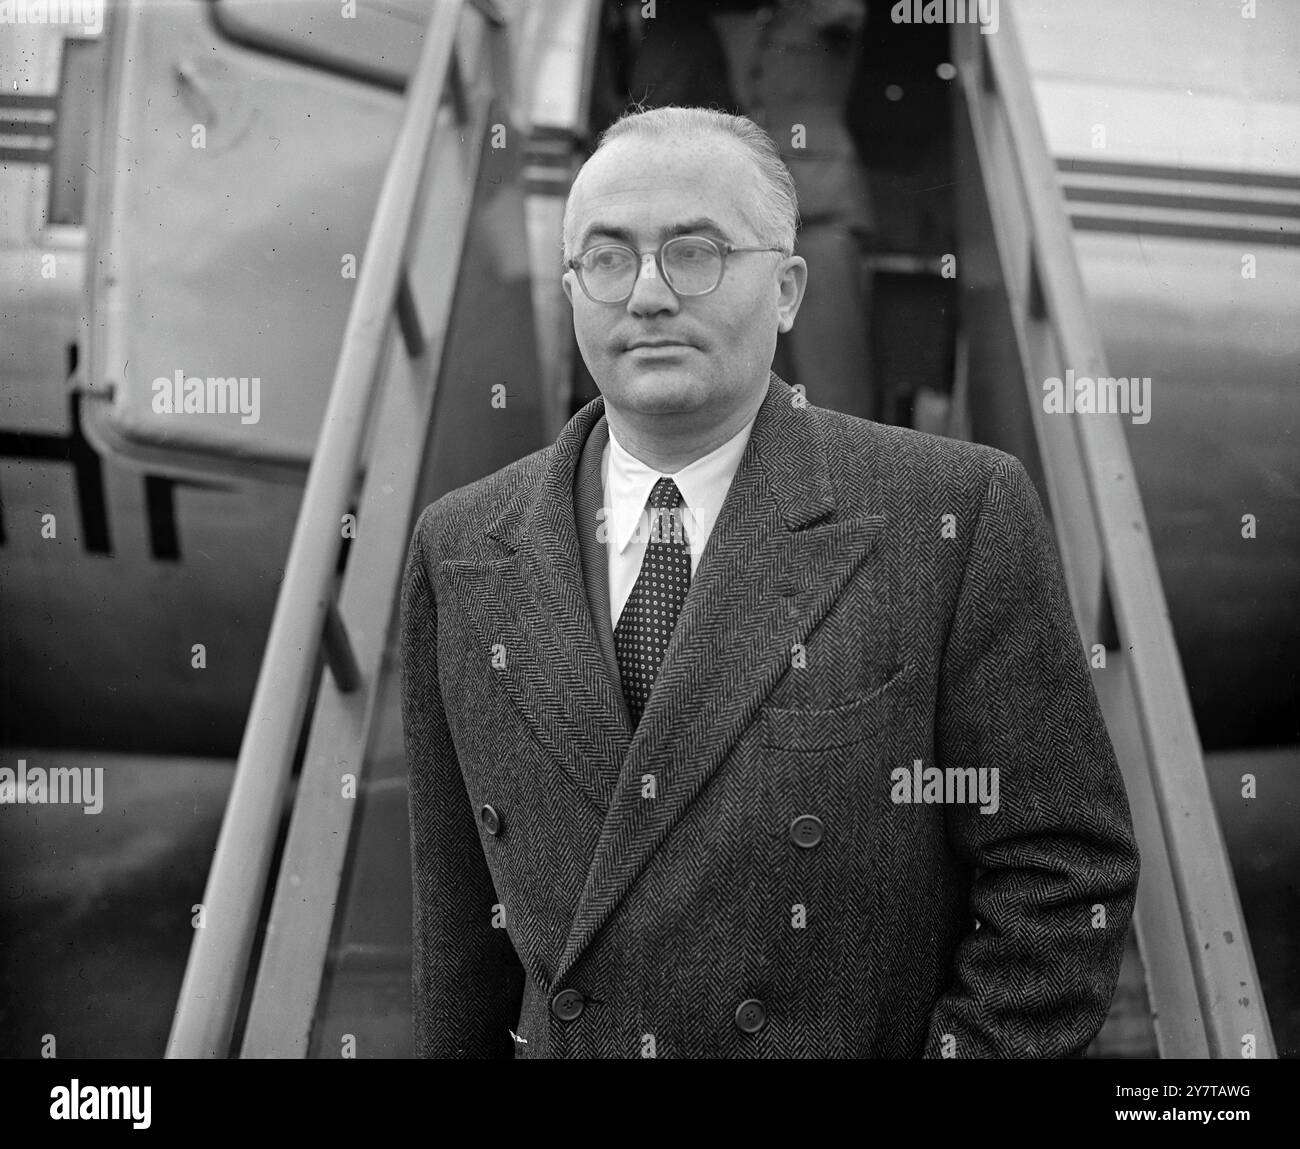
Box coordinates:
[166,0,512,1058]
[952,4,1275,1057]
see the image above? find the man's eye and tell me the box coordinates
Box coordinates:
[674,240,713,262]
[590,249,631,271]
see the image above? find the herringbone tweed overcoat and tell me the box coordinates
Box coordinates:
[401,372,1140,1058]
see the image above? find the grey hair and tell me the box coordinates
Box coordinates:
[561,105,800,263]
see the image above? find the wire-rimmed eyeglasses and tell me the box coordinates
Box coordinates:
[565,235,787,304]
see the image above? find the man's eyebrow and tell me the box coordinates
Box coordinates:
[578,217,732,249]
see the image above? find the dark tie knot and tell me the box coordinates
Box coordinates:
[646,479,688,547]
[648,477,684,510]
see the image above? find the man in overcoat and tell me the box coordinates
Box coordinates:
[401,105,1139,1058]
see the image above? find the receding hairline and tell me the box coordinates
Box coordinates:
[563,128,786,258]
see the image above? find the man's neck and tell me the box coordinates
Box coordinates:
[603,393,764,474]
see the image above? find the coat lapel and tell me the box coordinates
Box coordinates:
[440,398,631,816]
[551,375,885,988]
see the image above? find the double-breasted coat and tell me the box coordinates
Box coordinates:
[401,372,1140,1058]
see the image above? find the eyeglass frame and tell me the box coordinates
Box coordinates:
[564,234,789,304]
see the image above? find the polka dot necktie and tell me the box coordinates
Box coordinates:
[614,478,691,728]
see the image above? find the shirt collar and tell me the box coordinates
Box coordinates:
[602,412,757,555]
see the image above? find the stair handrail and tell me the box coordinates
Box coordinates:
[166,0,504,1058]
[954,3,1275,1057]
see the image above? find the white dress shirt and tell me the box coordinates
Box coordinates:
[602,415,757,629]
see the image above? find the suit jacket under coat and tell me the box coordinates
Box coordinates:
[400,372,1140,1058]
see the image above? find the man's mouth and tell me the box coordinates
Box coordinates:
[625,340,693,352]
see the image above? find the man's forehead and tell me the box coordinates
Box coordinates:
[569,134,765,244]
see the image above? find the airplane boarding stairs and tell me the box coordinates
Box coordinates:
[160,1,1277,1059]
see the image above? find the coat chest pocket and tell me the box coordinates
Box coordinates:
[755,667,909,851]
[759,665,907,751]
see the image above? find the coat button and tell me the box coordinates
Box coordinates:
[551,989,585,1022]
[735,998,767,1034]
[479,804,502,836]
[789,814,824,848]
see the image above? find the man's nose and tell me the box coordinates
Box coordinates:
[626,251,679,314]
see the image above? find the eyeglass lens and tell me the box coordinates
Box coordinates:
[580,237,722,301]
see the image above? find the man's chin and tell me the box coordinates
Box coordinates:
[614,366,706,412]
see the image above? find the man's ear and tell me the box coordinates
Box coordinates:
[776,255,808,334]
[561,269,576,308]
